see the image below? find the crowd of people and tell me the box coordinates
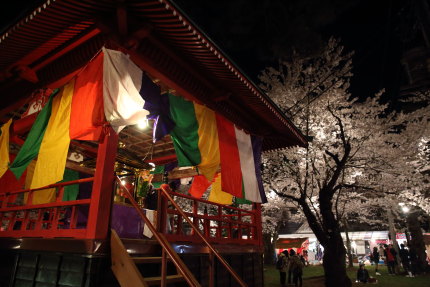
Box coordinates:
[277,249,306,287]
[277,242,424,286]
[357,242,422,283]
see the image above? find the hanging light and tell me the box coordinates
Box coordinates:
[148,162,156,171]
[137,118,148,129]
[402,206,410,213]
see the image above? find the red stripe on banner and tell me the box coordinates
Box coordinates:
[216,115,243,197]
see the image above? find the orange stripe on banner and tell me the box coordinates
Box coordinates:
[70,52,105,141]
[189,174,212,198]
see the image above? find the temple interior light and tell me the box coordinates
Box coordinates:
[137,118,148,129]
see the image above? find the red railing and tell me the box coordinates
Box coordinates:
[0,178,94,238]
[157,186,262,246]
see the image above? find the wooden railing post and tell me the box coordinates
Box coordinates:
[157,191,168,234]
[216,206,222,238]
[86,127,118,239]
[208,251,215,287]
[203,206,210,237]
[192,200,198,236]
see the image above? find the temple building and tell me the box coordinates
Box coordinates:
[0,1,306,286]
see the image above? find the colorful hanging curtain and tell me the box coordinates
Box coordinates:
[168,95,266,203]
[216,115,243,198]
[60,169,80,201]
[168,94,220,182]
[217,117,266,203]
[0,119,12,178]
[24,160,56,204]
[103,47,150,133]
[71,47,150,139]
[8,48,152,198]
[208,174,233,205]
[189,174,212,198]
[30,82,73,189]
[0,154,26,204]
[138,75,174,142]
[69,52,105,141]
[9,92,55,179]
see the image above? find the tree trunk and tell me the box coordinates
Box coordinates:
[343,219,353,268]
[387,209,401,273]
[406,211,429,272]
[263,232,277,265]
[322,232,352,287]
[300,199,351,287]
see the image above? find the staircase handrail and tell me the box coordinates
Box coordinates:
[114,176,201,287]
[159,184,247,287]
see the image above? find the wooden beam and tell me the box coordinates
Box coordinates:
[116,3,128,37]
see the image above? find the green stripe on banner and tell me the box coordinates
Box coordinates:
[235,179,252,205]
[60,169,80,201]
[168,94,201,167]
[10,90,57,179]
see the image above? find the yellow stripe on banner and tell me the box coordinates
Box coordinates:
[30,81,73,203]
[0,119,12,178]
[24,160,55,204]
[194,103,220,181]
[208,174,233,205]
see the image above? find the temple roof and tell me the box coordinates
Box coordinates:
[0,0,307,156]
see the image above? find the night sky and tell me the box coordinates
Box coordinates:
[173,0,421,104]
[1,0,423,104]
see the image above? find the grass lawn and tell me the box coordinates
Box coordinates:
[264,264,430,286]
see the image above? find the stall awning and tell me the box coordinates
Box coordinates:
[275,238,308,249]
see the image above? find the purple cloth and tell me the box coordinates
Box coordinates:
[111,204,145,239]
[139,74,174,142]
[251,136,267,203]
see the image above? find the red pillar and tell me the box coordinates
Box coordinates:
[86,127,118,239]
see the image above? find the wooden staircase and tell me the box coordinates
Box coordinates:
[111,230,188,287]
[111,177,247,287]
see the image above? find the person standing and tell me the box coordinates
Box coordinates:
[277,250,289,287]
[399,243,413,277]
[372,246,381,275]
[288,249,304,287]
[385,244,396,275]
[378,244,385,262]
[408,243,418,276]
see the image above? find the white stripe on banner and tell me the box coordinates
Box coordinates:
[235,126,262,203]
[103,47,149,133]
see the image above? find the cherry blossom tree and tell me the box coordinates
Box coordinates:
[258,39,430,286]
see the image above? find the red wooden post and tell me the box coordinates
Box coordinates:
[157,191,168,234]
[208,251,215,287]
[192,200,198,236]
[203,206,210,237]
[216,206,222,238]
[56,186,64,202]
[176,214,182,235]
[237,210,242,239]
[70,206,77,229]
[86,127,118,239]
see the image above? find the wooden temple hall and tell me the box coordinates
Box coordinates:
[0,1,306,286]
